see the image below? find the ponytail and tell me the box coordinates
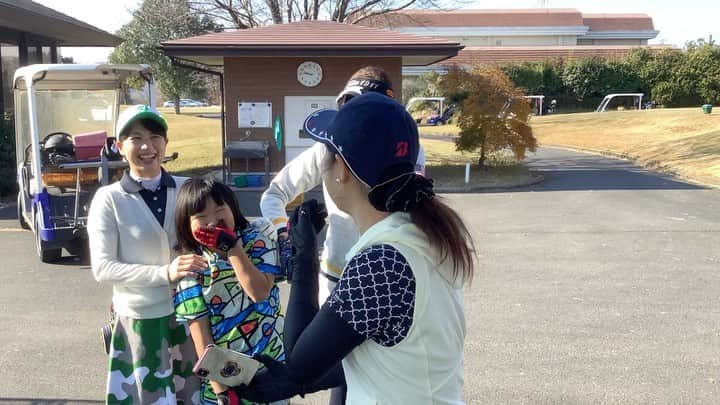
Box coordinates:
[410,198,475,284]
[369,173,475,284]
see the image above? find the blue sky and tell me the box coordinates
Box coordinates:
[35,0,720,63]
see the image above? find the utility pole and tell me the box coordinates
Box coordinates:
[538,0,549,7]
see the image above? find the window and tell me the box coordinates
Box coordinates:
[27,46,41,64]
[1,43,19,114]
[42,47,52,64]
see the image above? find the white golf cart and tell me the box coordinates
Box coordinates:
[13,64,165,262]
[405,97,456,125]
[596,93,644,112]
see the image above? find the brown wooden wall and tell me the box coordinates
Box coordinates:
[223,56,402,172]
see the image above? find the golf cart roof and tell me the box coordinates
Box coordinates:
[603,93,644,97]
[407,97,445,103]
[596,93,644,112]
[14,64,152,90]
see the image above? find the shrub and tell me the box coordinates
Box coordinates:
[0,117,17,196]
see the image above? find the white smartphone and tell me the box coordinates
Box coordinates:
[193,344,261,386]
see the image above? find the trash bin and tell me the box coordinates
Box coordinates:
[702,104,713,114]
[246,174,263,187]
[234,175,248,187]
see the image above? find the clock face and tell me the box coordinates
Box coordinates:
[297,61,323,87]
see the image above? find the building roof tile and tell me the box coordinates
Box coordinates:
[361,8,585,28]
[162,20,459,47]
[583,14,655,31]
[441,45,675,65]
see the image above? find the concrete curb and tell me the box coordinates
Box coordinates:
[435,172,545,193]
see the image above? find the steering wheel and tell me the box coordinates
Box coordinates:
[24,132,73,164]
[41,132,73,145]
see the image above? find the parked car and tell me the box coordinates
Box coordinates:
[184,99,209,107]
[162,99,209,107]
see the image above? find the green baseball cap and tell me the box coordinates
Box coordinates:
[115,105,168,138]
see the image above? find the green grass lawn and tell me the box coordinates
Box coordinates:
[161,112,222,174]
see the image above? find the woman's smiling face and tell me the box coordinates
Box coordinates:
[118,121,167,178]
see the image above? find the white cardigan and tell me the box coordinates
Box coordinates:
[87,175,186,319]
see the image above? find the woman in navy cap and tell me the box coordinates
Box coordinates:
[231,92,475,405]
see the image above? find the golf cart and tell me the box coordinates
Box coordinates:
[13,64,167,262]
[596,93,644,112]
[405,97,456,126]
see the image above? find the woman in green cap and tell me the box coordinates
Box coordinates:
[88,105,203,404]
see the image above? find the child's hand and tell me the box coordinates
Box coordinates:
[193,225,238,252]
[168,254,207,282]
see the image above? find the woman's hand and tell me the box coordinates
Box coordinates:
[289,200,327,262]
[232,354,305,402]
[168,254,207,282]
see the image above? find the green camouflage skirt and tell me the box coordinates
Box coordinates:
[106,314,201,404]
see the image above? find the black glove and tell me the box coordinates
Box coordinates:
[243,354,306,402]
[232,354,344,403]
[284,200,327,350]
[289,199,327,262]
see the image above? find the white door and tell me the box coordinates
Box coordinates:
[284,96,336,163]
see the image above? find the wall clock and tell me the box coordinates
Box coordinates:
[297,61,323,87]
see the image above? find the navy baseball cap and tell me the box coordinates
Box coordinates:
[305,92,419,189]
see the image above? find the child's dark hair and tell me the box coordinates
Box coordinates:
[119,118,167,140]
[175,177,249,253]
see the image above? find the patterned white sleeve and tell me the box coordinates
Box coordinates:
[326,244,416,347]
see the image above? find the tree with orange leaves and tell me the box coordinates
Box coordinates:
[439,65,537,167]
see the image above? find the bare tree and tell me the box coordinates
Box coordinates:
[190,0,451,27]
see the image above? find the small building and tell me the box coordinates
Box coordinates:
[161,20,461,178]
[0,0,121,115]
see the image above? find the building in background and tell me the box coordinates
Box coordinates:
[360,9,669,75]
[0,0,120,116]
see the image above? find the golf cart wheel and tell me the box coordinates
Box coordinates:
[35,217,61,263]
[17,194,30,230]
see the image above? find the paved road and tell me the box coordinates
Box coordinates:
[1,147,718,404]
